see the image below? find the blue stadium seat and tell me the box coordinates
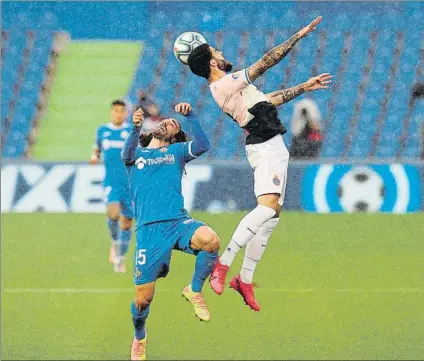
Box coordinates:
[2,5,421,160]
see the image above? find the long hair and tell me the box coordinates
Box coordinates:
[138,130,188,147]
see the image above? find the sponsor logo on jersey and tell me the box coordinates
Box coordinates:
[183,218,194,224]
[102,139,126,150]
[232,73,239,80]
[135,154,176,169]
[273,175,281,186]
[103,131,111,137]
[146,154,175,166]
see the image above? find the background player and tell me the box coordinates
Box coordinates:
[90,100,134,273]
[122,103,220,360]
[188,17,332,310]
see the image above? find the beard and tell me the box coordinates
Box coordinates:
[218,59,233,73]
[152,126,172,142]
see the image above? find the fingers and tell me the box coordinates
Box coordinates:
[133,107,144,125]
[174,102,192,115]
[318,73,332,85]
[311,16,322,27]
[308,16,322,32]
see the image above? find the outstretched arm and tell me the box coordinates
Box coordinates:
[175,103,210,157]
[121,108,144,165]
[266,73,332,107]
[247,16,322,82]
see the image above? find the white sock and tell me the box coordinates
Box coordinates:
[220,205,276,266]
[240,217,280,284]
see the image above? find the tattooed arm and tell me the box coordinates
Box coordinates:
[247,16,322,82]
[266,83,307,107]
[266,73,333,107]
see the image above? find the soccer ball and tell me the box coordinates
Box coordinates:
[174,32,207,65]
[337,167,385,213]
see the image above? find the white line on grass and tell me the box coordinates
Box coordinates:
[3,288,424,294]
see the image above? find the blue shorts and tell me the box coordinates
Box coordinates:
[104,185,134,219]
[133,217,205,285]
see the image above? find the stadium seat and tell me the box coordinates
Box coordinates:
[2,4,422,160]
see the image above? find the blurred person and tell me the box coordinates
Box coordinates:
[412,82,424,99]
[188,16,332,311]
[123,104,219,360]
[137,89,165,132]
[290,98,324,158]
[90,100,133,273]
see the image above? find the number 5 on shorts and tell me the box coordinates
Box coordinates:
[137,249,146,265]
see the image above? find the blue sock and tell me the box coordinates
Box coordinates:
[107,218,120,242]
[131,301,149,340]
[191,250,218,292]
[120,229,132,257]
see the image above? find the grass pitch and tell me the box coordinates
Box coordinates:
[2,212,423,360]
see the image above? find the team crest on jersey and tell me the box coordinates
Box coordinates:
[120,130,129,139]
[273,175,281,186]
[135,268,142,279]
[160,147,168,153]
[232,73,239,80]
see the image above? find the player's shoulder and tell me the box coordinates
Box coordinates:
[211,69,250,90]
[96,124,111,137]
[168,142,189,154]
[97,123,109,131]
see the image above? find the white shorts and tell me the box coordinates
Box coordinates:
[245,135,289,206]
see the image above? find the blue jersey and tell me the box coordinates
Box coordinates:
[127,142,196,228]
[122,112,210,229]
[96,123,132,188]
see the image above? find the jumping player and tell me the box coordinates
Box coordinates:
[187,16,332,310]
[122,103,220,360]
[90,100,134,273]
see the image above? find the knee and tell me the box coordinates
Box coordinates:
[258,195,280,215]
[202,232,220,253]
[134,293,153,312]
[108,210,120,221]
[120,217,132,230]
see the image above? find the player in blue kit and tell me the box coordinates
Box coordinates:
[122,103,220,360]
[90,100,134,273]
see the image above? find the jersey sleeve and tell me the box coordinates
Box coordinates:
[174,142,197,165]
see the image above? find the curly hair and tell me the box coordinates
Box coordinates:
[139,130,188,147]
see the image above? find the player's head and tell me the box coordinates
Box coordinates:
[110,100,127,125]
[187,43,233,79]
[139,118,188,146]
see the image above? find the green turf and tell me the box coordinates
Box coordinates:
[32,41,142,161]
[2,213,424,360]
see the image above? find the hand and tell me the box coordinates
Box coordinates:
[133,107,144,126]
[298,16,322,38]
[304,73,332,91]
[175,102,192,115]
[90,155,99,165]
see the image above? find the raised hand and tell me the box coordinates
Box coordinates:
[304,73,332,91]
[133,107,144,127]
[175,102,192,115]
[298,16,322,38]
